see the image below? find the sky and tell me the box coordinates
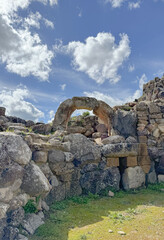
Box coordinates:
[0,0,164,122]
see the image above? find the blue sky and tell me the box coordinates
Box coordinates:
[0,0,164,122]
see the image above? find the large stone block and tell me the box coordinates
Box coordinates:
[0,133,32,166]
[102,143,138,158]
[80,167,120,194]
[158,175,164,183]
[21,163,51,197]
[122,166,145,190]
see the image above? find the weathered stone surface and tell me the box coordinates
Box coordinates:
[148,171,157,184]
[21,212,44,235]
[106,158,119,167]
[0,218,7,240]
[0,133,32,166]
[148,147,159,160]
[64,134,101,164]
[126,156,138,167]
[81,164,98,174]
[125,136,137,143]
[0,203,9,219]
[138,143,148,156]
[102,143,138,158]
[0,107,6,116]
[21,163,51,197]
[80,167,120,194]
[32,123,52,135]
[158,175,164,183]
[96,124,108,133]
[102,135,125,145]
[32,151,47,163]
[0,187,13,203]
[2,226,19,240]
[113,110,137,138]
[122,166,145,190]
[7,207,25,227]
[48,149,74,175]
[18,234,29,240]
[9,194,30,211]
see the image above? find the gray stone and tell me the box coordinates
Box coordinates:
[147,171,157,184]
[21,212,44,235]
[48,150,74,175]
[32,123,52,135]
[80,167,120,194]
[102,143,138,158]
[0,218,7,240]
[41,201,49,212]
[7,207,25,227]
[32,151,47,163]
[18,234,29,240]
[0,133,32,166]
[102,135,125,145]
[0,204,9,219]
[122,166,145,190]
[113,110,137,138]
[9,194,30,211]
[158,175,164,183]
[148,147,159,160]
[21,163,51,197]
[125,136,137,143]
[64,134,101,163]
[3,226,19,240]
[0,163,24,188]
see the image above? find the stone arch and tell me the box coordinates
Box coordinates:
[53,97,114,134]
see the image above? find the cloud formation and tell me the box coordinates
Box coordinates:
[0,87,44,121]
[106,0,126,8]
[128,1,141,10]
[84,73,148,107]
[0,0,55,80]
[60,32,131,84]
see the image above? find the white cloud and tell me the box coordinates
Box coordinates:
[24,12,42,29]
[128,64,135,72]
[61,32,131,84]
[106,0,126,8]
[60,84,66,91]
[43,18,54,28]
[128,1,141,10]
[84,73,148,107]
[48,109,55,122]
[0,0,55,80]
[0,87,44,121]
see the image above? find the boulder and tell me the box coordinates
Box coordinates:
[21,212,44,235]
[0,163,24,188]
[113,110,137,138]
[64,134,101,164]
[21,163,51,197]
[102,135,125,145]
[0,107,6,116]
[7,207,25,227]
[2,226,19,240]
[0,133,32,166]
[147,171,157,184]
[32,124,52,135]
[80,167,120,194]
[0,203,9,219]
[32,151,47,163]
[122,166,145,190]
[158,175,164,183]
[102,143,138,158]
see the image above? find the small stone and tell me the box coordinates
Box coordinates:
[108,229,113,233]
[118,231,126,235]
[108,191,114,197]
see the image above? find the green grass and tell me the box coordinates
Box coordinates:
[30,183,164,240]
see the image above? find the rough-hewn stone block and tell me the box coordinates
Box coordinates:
[126,156,137,167]
[106,158,119,167]
[138,143,148,156]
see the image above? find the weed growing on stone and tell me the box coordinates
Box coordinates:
[23,199,38,214]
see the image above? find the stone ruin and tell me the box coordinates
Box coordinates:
[0,76,164,240]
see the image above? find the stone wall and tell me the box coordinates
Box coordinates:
[0,76,164,240]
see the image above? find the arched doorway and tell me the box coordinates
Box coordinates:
[53,97,114,135]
